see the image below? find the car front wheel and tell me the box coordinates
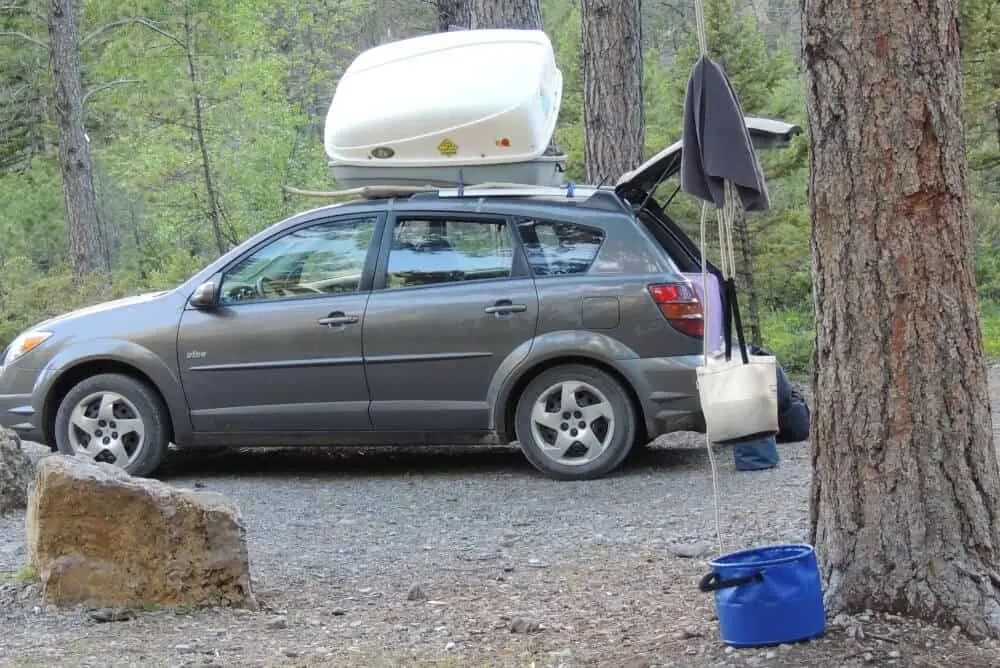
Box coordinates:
[54,373,170,477]
[514,364,636,480]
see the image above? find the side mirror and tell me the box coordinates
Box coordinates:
[189,281,218,309]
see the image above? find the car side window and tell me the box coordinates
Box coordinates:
[515,219,606,276]
[219,216,377,304]
[385,217,514,289]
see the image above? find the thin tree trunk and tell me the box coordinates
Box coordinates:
[436,0,470,30]
[468,0,539,29]
[182,0,226,256]
[581,0,644,184]
[130,197,146,281]
[804,0,1000,638]
[735,210,762,347]
[46,0,109,275]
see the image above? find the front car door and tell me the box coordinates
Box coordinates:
[177,213,381,434]
[363,212,539,431]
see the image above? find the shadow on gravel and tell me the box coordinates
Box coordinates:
[158,442,712,481]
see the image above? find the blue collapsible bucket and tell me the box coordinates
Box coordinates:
[698,543,826,648]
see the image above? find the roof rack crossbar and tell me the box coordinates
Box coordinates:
[281,182,627,207]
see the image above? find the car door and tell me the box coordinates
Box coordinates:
[177,214,381,433]
[363,212,539,431]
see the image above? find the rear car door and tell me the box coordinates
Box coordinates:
[177,214,381,433]
[363,212,539,431]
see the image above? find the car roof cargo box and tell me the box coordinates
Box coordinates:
[323,29,566,189]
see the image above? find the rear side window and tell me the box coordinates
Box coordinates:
[385,217,514,289]
[516,219,605,277]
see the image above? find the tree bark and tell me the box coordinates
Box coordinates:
[46,0,109,275]
[581,0,644,184]
[804,0,1000,637]
[436,0,470,31]
[468,0,540,29]
[735,210,762,347]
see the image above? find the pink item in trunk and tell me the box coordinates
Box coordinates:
[683,271,723,353]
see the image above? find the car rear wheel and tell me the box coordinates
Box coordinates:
[514,364,636,480]
[54,373,170,477]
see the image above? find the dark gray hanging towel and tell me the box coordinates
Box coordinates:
[680,54,770,212]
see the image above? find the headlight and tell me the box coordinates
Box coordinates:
[2,330,52,366]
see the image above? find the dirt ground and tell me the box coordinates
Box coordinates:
[1,367,1000,667]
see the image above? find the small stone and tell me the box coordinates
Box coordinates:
[407,584,426,601]
[267,616,288,629]
[765,650,777,659]
[445,641,456,651]
[90,607,137,623]
[329,608,347,616]
[888,650,901,659]
[671,627,702,640]
[510,617,541,634]
[283,650,299,658]
[666,541,714,559]
[527,558,550,568]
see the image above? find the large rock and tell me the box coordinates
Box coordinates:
[0,428,33,515]
[26,455,256,610]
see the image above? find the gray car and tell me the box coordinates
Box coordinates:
[0,118,798,481]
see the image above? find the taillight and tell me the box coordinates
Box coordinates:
[648,283,704,338]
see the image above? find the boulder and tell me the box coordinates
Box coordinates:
[26,455,256,610]
[0,428,33,515]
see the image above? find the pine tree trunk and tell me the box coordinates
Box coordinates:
[804,0,1000,637]
[436,0,470,30]
[581,0,644,184]
[47,0,109,275]
[735,210,762,347]
[468,0,540,29]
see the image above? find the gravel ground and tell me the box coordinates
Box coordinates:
[2,372,1000,667]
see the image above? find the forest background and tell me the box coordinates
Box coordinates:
[1,0,998,373]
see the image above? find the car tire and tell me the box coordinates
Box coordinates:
[514,364,637,481]
[54,373,170,477]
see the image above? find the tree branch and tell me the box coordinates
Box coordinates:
[0,30,46,48]
[81,17,183,48]
[0,4,45,23]
[83,78,141,106]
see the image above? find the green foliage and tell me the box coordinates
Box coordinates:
[980,301,1000,360]
[761,307,814,375]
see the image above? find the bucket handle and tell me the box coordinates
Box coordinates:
[698,571,764,592]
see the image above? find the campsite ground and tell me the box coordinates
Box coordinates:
[2,368,1000,667]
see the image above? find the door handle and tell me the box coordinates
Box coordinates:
[484,301,528,315]
[317,312,359,327]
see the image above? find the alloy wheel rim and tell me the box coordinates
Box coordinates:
[529,380,616,466]
[67,391,146,469]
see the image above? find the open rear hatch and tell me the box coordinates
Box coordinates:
[614,117,802,349]
[614,117,801,206]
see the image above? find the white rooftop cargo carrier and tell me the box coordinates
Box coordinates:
[323,29,566,188]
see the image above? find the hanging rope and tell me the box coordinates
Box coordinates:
[692,0,735,558]
[694,0,708,55]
